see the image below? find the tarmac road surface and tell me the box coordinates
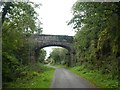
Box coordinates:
[50,68,99,89]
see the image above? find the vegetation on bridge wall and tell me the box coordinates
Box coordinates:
[35,49,46,63]
[68,1,119,84]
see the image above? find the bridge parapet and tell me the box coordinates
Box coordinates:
[32,34,73,43]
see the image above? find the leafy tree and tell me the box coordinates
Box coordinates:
[2,2,42,85]
[35,49,46,63]
[49,48,69,65]
[69,2,119,79]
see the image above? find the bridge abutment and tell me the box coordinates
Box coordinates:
[69,50,75,67]
[30,51,36,64]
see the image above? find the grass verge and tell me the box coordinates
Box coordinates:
[4,64,55,88]
[68,65,118,89]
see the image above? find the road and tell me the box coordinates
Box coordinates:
[50,68,98,88]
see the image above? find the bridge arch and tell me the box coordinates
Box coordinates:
[34,43,72,51]
[29,34,75,66]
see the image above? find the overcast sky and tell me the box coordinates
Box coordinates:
[31,0,77,59]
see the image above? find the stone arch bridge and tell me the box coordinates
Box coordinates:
[28,34,75,66]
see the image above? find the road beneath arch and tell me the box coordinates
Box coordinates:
[50,67,98,89]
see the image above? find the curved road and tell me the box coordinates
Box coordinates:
[50,68,99,89]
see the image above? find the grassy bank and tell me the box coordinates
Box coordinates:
[68,65,118,89]
[3,63,55,88]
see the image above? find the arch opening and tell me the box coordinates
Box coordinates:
[33,45,73,67]
[35,44,71,52]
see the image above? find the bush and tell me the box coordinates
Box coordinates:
[2,52,19,82]
[32,72,40,76]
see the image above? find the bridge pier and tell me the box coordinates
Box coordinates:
[30,51,36,64]
[69,51,75,67]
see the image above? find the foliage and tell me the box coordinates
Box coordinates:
[35,49,46,63]
[68,1,119,87]
[49,48,69,65]
[2,52,20,82]
[2,2,43,86]
[3,63,55,88]
[68,65,118,89]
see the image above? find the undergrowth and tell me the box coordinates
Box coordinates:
[68,65,119,89]
[3,63,55,88]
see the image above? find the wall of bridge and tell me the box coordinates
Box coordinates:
[28,34,75,66]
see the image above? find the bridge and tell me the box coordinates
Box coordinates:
[28,34,75,66]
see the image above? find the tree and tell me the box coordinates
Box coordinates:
[68,2,119,79]
[49,48,69,65]
[35,49,46,63]
[2,2,42,85]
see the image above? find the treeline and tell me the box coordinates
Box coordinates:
[68,2,119,80]
[49,2,119,84]
[47,48,69,66]
[1,2,46,87]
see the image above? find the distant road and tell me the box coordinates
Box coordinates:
[50,68,99,89]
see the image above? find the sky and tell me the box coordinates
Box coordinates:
[31,0,77,59]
